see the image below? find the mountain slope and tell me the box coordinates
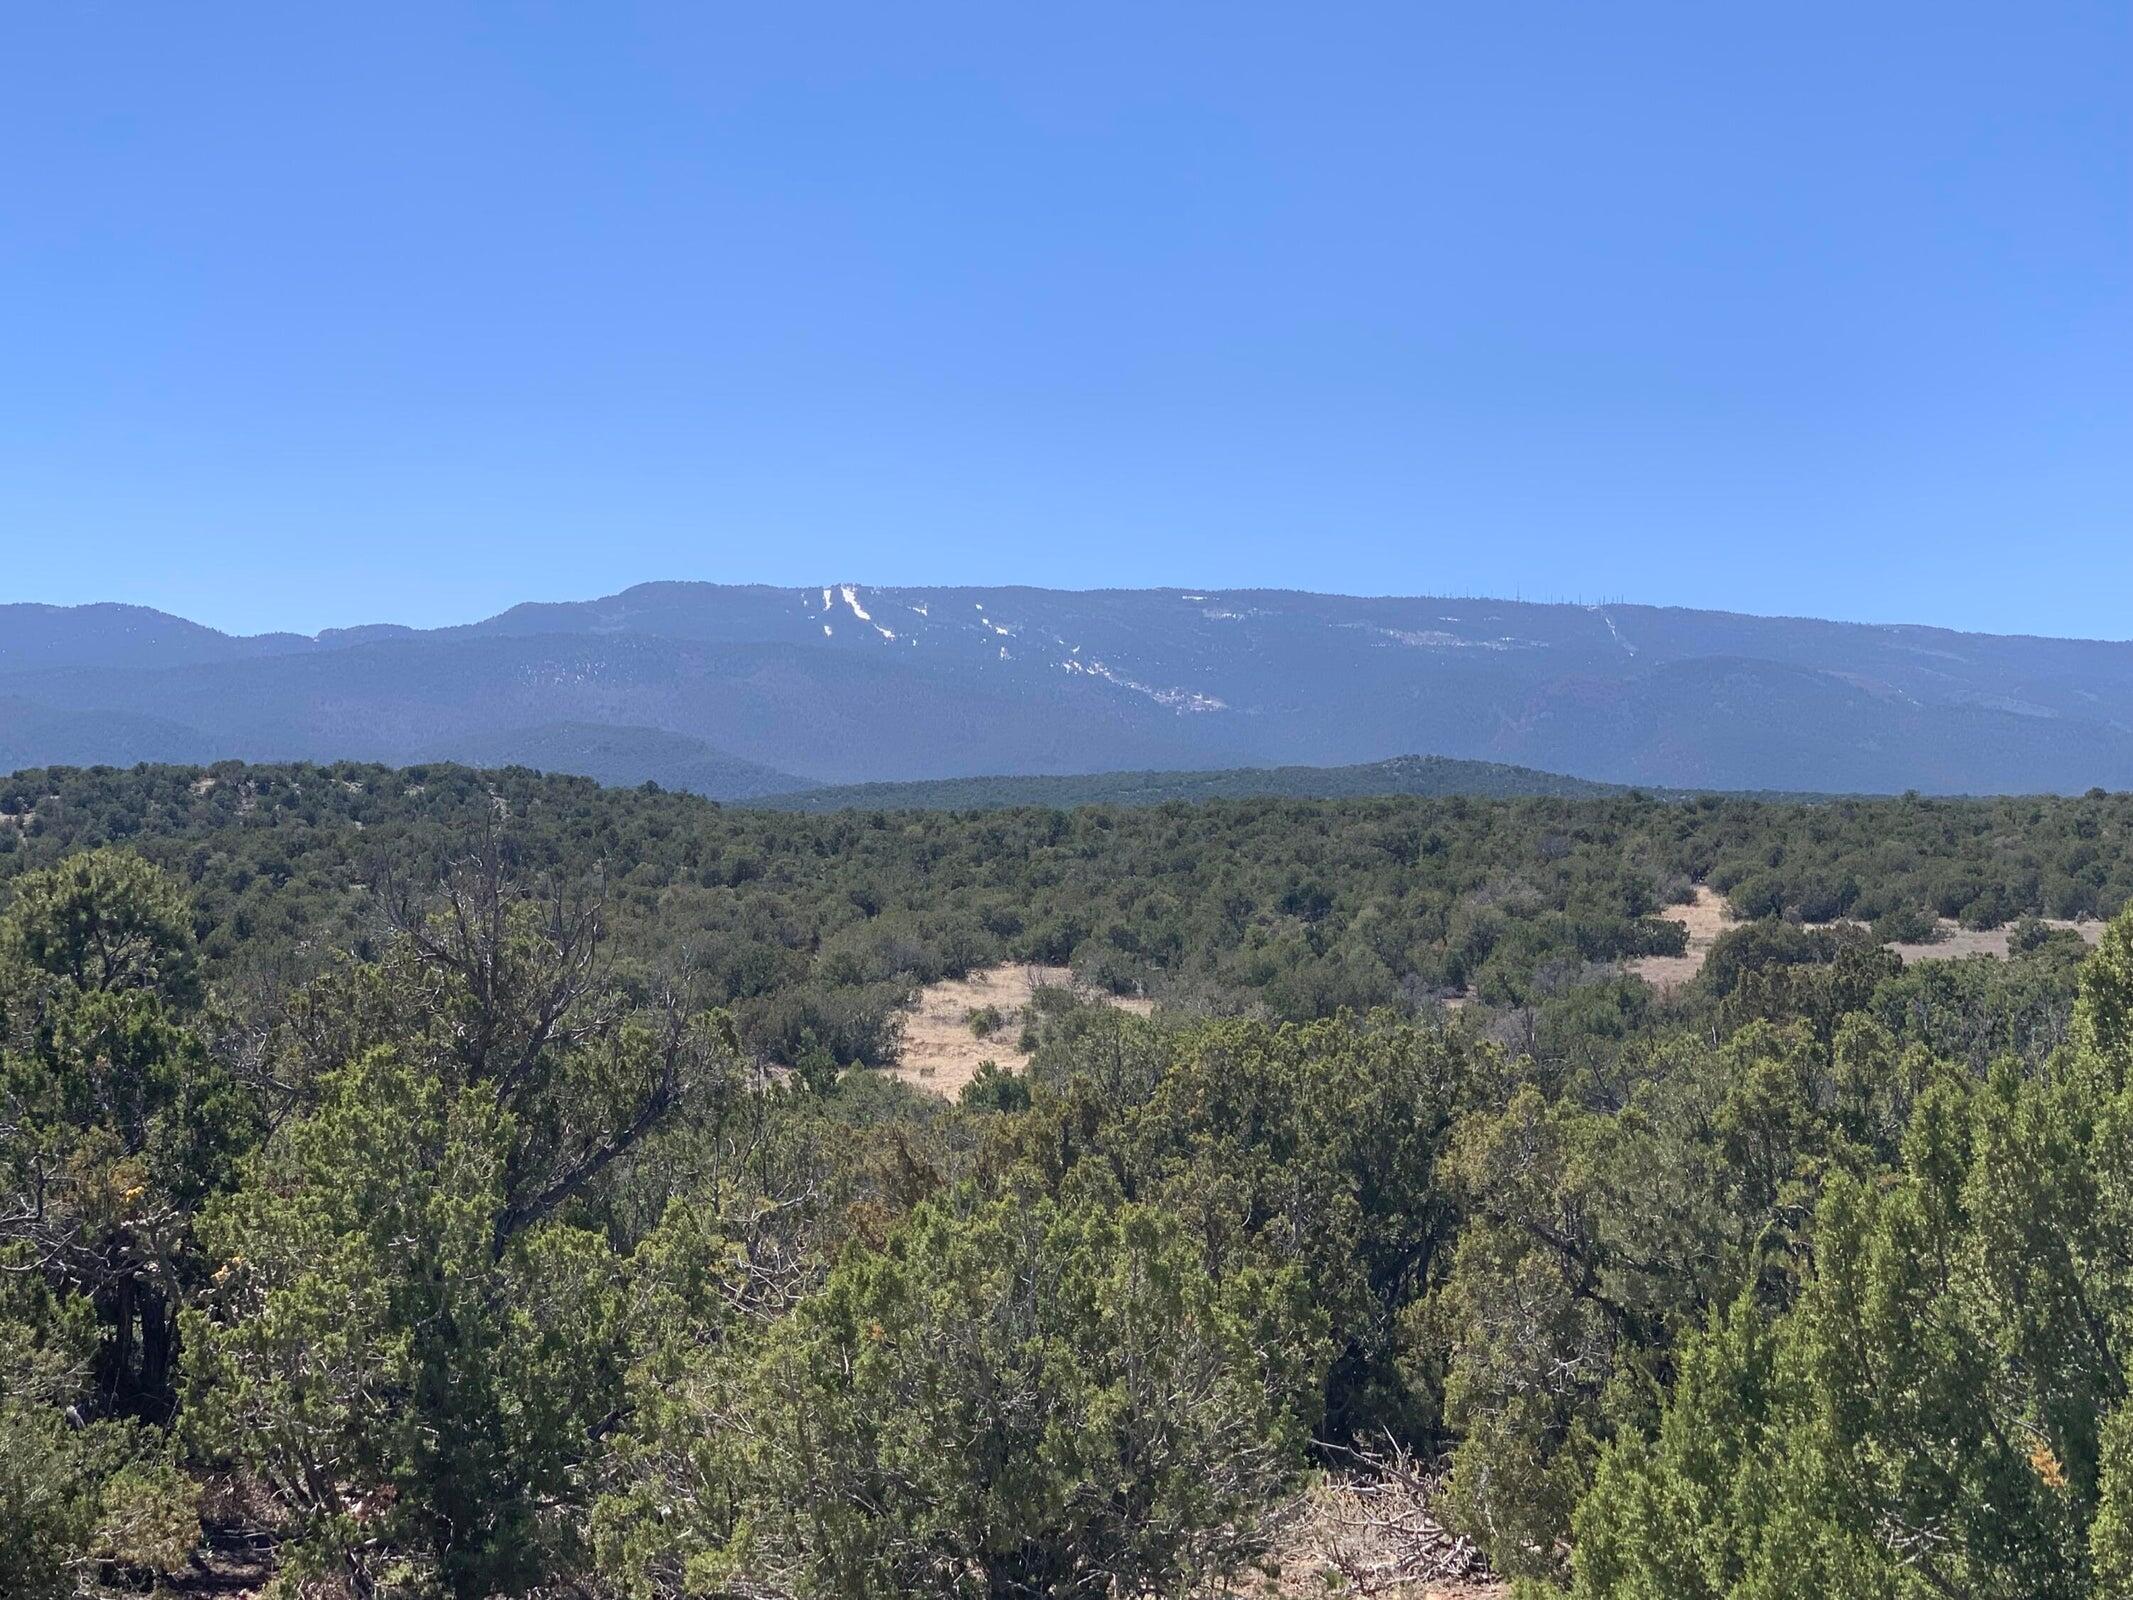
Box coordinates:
[0,696,221,772]
[4,583,2132,794]
[426,722,810,800]
[0,602,312,672]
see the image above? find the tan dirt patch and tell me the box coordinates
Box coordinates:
[1632,891,2105,991]
[892,962,1154,1098]
[1630,885,1741,992]
[1887,917,2102,965]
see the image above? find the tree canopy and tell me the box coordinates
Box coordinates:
[2,762,2131,1596]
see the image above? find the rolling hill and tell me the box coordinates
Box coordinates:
[749,754,1632,811]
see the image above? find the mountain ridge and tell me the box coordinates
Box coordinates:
[21,581,2132,655]
[6,583,2133,796]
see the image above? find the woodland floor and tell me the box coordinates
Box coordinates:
[892,961,1153,1097]
[1883,917,2102,963]
[1632,887,2103,991]
[1629,884,1739,991]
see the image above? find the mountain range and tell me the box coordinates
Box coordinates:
[4,583,2132,798]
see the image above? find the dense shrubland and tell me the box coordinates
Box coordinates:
[4,762,2133,1596]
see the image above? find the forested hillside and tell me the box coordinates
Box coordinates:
[752,753,1629,811]
[7,762,2133,1596]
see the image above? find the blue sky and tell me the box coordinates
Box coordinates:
[3,4,2126,638]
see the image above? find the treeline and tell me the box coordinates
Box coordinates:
[749,752,1626,811]
[5,763,2133,1596]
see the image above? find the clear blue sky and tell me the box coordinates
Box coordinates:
[3,4,2126,638]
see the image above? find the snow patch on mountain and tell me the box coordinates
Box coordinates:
[1343,624,1537,652]
[1589,607,1638,656]
[1062,656,1227,713]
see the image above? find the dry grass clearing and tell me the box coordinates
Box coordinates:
[1631,888,2107,993]
[891,962,1154,1098]
[1630,885,1740,992]
[1886,916,2103,964]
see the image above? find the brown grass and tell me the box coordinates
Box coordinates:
[891,963,1154,1098]
[1629,885,1740,992]
[1629,887,2106,992]
[1886,917,2102,965]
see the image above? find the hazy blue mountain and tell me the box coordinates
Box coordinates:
[0,602,313,672]
[425,722,810,800]
[0,696,221,771]
[4,582,2132,794]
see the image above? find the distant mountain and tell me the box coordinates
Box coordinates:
[4,582,2133,795]
[751,754,1629,812]
[426,722,808,801]
[0,696,219,772]
[0,602,311,672]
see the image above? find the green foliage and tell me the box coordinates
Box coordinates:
[1871,903,1941,944]
[1017,1011,1472,1441]
[0,844,201,1004]
[187,1048,632,1598]
[1564,902,2133,1598]
[734,1190,1326,1598]
[958,1057,1031,1113]
[181,849,736,1597]
[0,1274,198,1599]
[0,850,216,1592]
[5,763,2132,1596]
[35,760,2132,1064]
[1436,1015,1941,1577]
[0,849,249,1422]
